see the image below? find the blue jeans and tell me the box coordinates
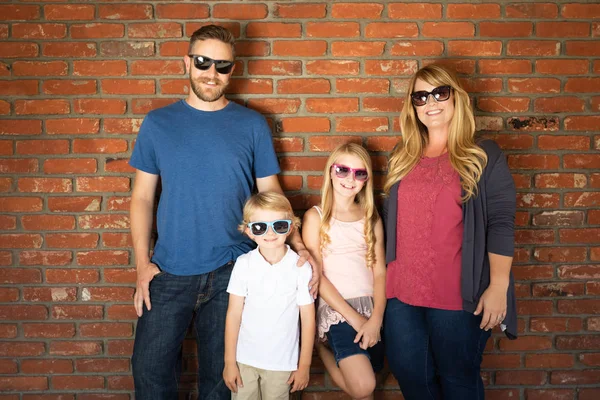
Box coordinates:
[384,298,491,400]
[132,261,233,400]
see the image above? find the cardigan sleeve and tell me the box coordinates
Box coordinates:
[484,144,516,257]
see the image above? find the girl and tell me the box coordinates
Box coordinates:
[302,143,386,400]
[383,64,516,400]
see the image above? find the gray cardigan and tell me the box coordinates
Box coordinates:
[383,140,517,339]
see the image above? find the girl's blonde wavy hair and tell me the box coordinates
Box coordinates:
[320,143,379,268]
[239,192,300,235]
[383,64,487,201]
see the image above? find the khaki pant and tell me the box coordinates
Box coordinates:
[232,362,292,400]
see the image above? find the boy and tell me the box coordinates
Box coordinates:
[223,192,315,400]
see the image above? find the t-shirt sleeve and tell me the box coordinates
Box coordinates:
[253,116,280,179]
[296,262,314,306]
[129,115,159,175]
[227,256,248,297]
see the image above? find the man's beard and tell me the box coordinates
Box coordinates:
[189,76,228,102]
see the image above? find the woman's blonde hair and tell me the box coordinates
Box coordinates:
[383,64,487,201]
[320,143,379,268]
[239,192,300,234]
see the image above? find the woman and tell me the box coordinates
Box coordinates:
[383,64,517,400]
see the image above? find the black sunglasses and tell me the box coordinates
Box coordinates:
[410,85,452,107]
[247,220,292,236]
[188,55,234,74]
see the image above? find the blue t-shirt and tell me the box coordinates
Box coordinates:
[129,100,280,275]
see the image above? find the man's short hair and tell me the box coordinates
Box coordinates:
[188,24,235,57]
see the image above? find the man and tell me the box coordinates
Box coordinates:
[129,25,315,400]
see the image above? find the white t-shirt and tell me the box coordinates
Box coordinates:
[227,245,313,371]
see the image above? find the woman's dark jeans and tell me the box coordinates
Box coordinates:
[132,262,233,400]
[384,298,491,400]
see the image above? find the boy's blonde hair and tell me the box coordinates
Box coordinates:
[239,192,300,234]
[320,143,379,268]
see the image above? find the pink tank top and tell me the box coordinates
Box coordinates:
[314,206,374,340]
[386,153,464,310]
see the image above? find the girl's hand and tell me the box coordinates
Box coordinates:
[354,317,382,350]
[474,284,507,331]
[223,362,243,393]
[287,366,310,392]
[296,248,319,298]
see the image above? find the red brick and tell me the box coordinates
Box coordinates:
[278,117,330,133]
[107,339,134,356]
[565,115,600,131]
[306,60,360,76]
[535,173,587,189]
[279,157,328,172]
[558,299,600,315]
[73,60,127,77]
[538,22,590,37]
[365,22,418,38]
[279,175,302,191]
[247,22,302,38]
[306,98,358,113]
[71,23,124,39]
[506,3,558,18]
[76,358,130,373]
[534,96,585,113]
[277,79,330,95]
[363,97,403,113]
[0,42,38,58]
[43,80,97,95]
[52,306,103,321]
[0,5,40,20]
[45,4,95,21]
[82,287,134,302]
[499,335,553,351]
[275,3,326,18]
[564,154,600,170]
[13,61,67,77]
[331,41,385,56]
[77,250,129,266]
[480,22,533,37]
[562,4,600,18]
[53,376,104,390]
[103,118,143,135]
[129,22,182,38]
[247,99,301,114]
[0,233,42,249]
[448,41,502,56]
[105,159,136,174]
[508,116,559,132]
[44,159,97,175]
[80,322,133,338]
[0,303,47,320]
[101,79,155,95]
[537,59,589,75]
[234,40,270,57]
[18,178,72,193]
[12,23,66,39]
[539,135,590,151]
[131,60,184,76]
[21,359,73,374]
[99,4,153,20]
[566,41,600,56]
[227,79,273,95]
[102,233,132,248]
[496,371,547,385]
[580,389,600,400]
[534,247,587,263]
[248,60,301,76]
[106,197,130,212]
[515,229,554,244]
[365,60,417,76]
[390,41,444,56]
[74,99,125,115]
[72,139,128,155]
[509,78,561,93]
[0,197,43,213]
[564,192,600,207]
[330,3,382,18]
[423,22,474,38]
[107,305,138,320]
[533,282,585,297]
[533,210,585,226]
[46,269,99,284]
[0,377,47,392]
[507,40,559,57]
[551,370,600,385]
[272,41,327,57]
[580,353,600,367]
[156,3,208,19]
[46,233,99,249]
[0,158,38,173]
[21,215,75,231]
[100,41,154,58]
[336,117,389,133]
[559,265,600,279]
[15,99,69,115]
[477,97,530,113]
[46,118,100,135]
[479,59,531,75]
[388,3,441,19]
[0,81,38,98]
[308,136,362,152]
[43,42,96,58]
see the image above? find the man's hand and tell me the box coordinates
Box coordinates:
[287,366,310,392]
[223,362,243,393]
[134,262,161,317]
[296,248,319,298]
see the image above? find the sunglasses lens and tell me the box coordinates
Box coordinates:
[334,166,350,178]
[250,222,267,236]
[411,92,428,106]
[215,61,234,74]
[433,86,451,101]
[273,220,291,234]
[354,170,369,181]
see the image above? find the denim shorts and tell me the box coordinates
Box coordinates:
[326,321,385,372]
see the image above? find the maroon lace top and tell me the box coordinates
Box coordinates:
[386,153,464,310]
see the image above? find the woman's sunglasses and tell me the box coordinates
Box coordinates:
[410,85,452,107]
[188,55,234,74]
[247,220,292,236]
[331,164,369,182]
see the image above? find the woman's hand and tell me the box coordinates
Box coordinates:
[354,316,382,350]
[474,284,507,331]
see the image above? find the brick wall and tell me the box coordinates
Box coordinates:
[0,1,599,399]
